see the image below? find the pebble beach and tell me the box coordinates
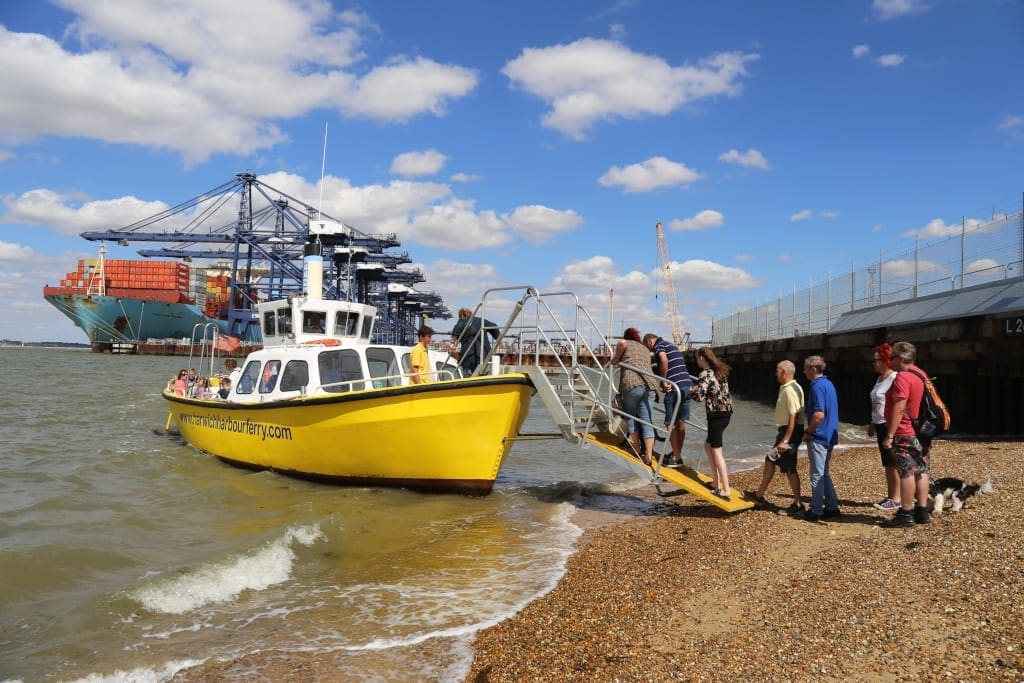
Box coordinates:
[466,440,1024,682]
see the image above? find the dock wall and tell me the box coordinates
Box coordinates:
[690,313,1024,437]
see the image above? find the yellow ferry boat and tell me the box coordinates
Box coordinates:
[163,293,533,495]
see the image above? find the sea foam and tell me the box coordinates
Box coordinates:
[130,524,323,615]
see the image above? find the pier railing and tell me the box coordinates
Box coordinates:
[712,209,1024,345]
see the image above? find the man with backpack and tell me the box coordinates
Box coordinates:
[881,341,933,528]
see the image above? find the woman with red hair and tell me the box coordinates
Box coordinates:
[867,342,900,510]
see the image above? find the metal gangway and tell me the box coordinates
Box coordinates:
[458,286,754,513]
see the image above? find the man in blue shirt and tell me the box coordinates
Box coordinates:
[643,333,692,466]
[800,355,841,521]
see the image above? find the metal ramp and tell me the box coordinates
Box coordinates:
[467,286,753,513]
[582,432,754,512]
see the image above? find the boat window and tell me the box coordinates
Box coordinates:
[334,311,359,336]
[259,360,281,393]
[318,349,363,393]
[263,311,276,336]
[277,308,292,335]
[237,360,261,394]
[302,311,326,334]
[361,316,373,340]
[366,347,400,387]
[280,360,309,392]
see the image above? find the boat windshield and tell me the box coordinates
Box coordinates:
[333,311,359,337]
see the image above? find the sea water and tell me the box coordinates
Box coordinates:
[0,348,871,681]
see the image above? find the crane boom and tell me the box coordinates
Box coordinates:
[655,221,689,348]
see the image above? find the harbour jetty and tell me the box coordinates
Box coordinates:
[696,277,1024,436]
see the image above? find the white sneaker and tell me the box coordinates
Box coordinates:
[873,497,899,510]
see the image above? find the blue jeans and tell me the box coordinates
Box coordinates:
[806,440,839,515]
[663,392,691,425]
[622,386,654,439]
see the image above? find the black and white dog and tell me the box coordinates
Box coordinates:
[930,476,994,514]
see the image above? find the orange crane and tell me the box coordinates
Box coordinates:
[655,221,690,348]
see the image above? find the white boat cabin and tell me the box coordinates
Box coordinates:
[224,296,456,402]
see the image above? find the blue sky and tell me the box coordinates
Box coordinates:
[1,0,1022,343]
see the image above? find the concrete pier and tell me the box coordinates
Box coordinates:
[695,306,1024,437]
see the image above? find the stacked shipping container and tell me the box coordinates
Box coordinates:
[47,258,241,312]
[204,273,232,318]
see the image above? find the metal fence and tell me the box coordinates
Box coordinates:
[712,208,1024,346]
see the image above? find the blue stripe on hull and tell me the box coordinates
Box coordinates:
[44,293,237,343]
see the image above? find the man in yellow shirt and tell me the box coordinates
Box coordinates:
[410,325,434,384]
[749,360,805,514]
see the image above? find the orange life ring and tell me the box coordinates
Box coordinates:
[301,338,342,347]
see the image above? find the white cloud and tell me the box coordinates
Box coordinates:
[340,57,477,120]
[0,188,172,236]
[0,240,38,262]
[0,3,478,165]
[853,44,871,59]
[778,253,792,262]
[901,217,984,239]
[669,259,758,290]
[406,198,510,249]
[389,149,449,177]
[966,258,1001,276]
[882,258,945,278]
[553,255,650,292]
[502,38,758,139]
[997,114,1022,140]
[0,150,13,164]
[598,156,704,193]
[735,253,753,262]
[717,148,771,170]
[450,172,482,183]
[668,209,724,232]
[789,209,837,222]
[872,0,931,20]
[872,224,884,233]
[876,53,907,67]
[422,259,505,312]
[997,114,1022,131]
[503,205,583,244]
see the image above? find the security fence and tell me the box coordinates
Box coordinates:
[712,207,1024,346]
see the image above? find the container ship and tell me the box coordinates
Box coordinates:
[42,249,258,353]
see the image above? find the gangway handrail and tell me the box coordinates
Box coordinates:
[449,285,747,506]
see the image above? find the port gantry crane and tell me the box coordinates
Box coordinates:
[79,171,450,344]
[655,221,690,349]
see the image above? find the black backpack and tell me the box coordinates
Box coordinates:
[905,367,951,439]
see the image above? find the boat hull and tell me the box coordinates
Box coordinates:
[164,374,534,495]
[44,291,219,343]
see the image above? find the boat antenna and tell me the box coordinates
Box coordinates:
[316,122,328,221]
